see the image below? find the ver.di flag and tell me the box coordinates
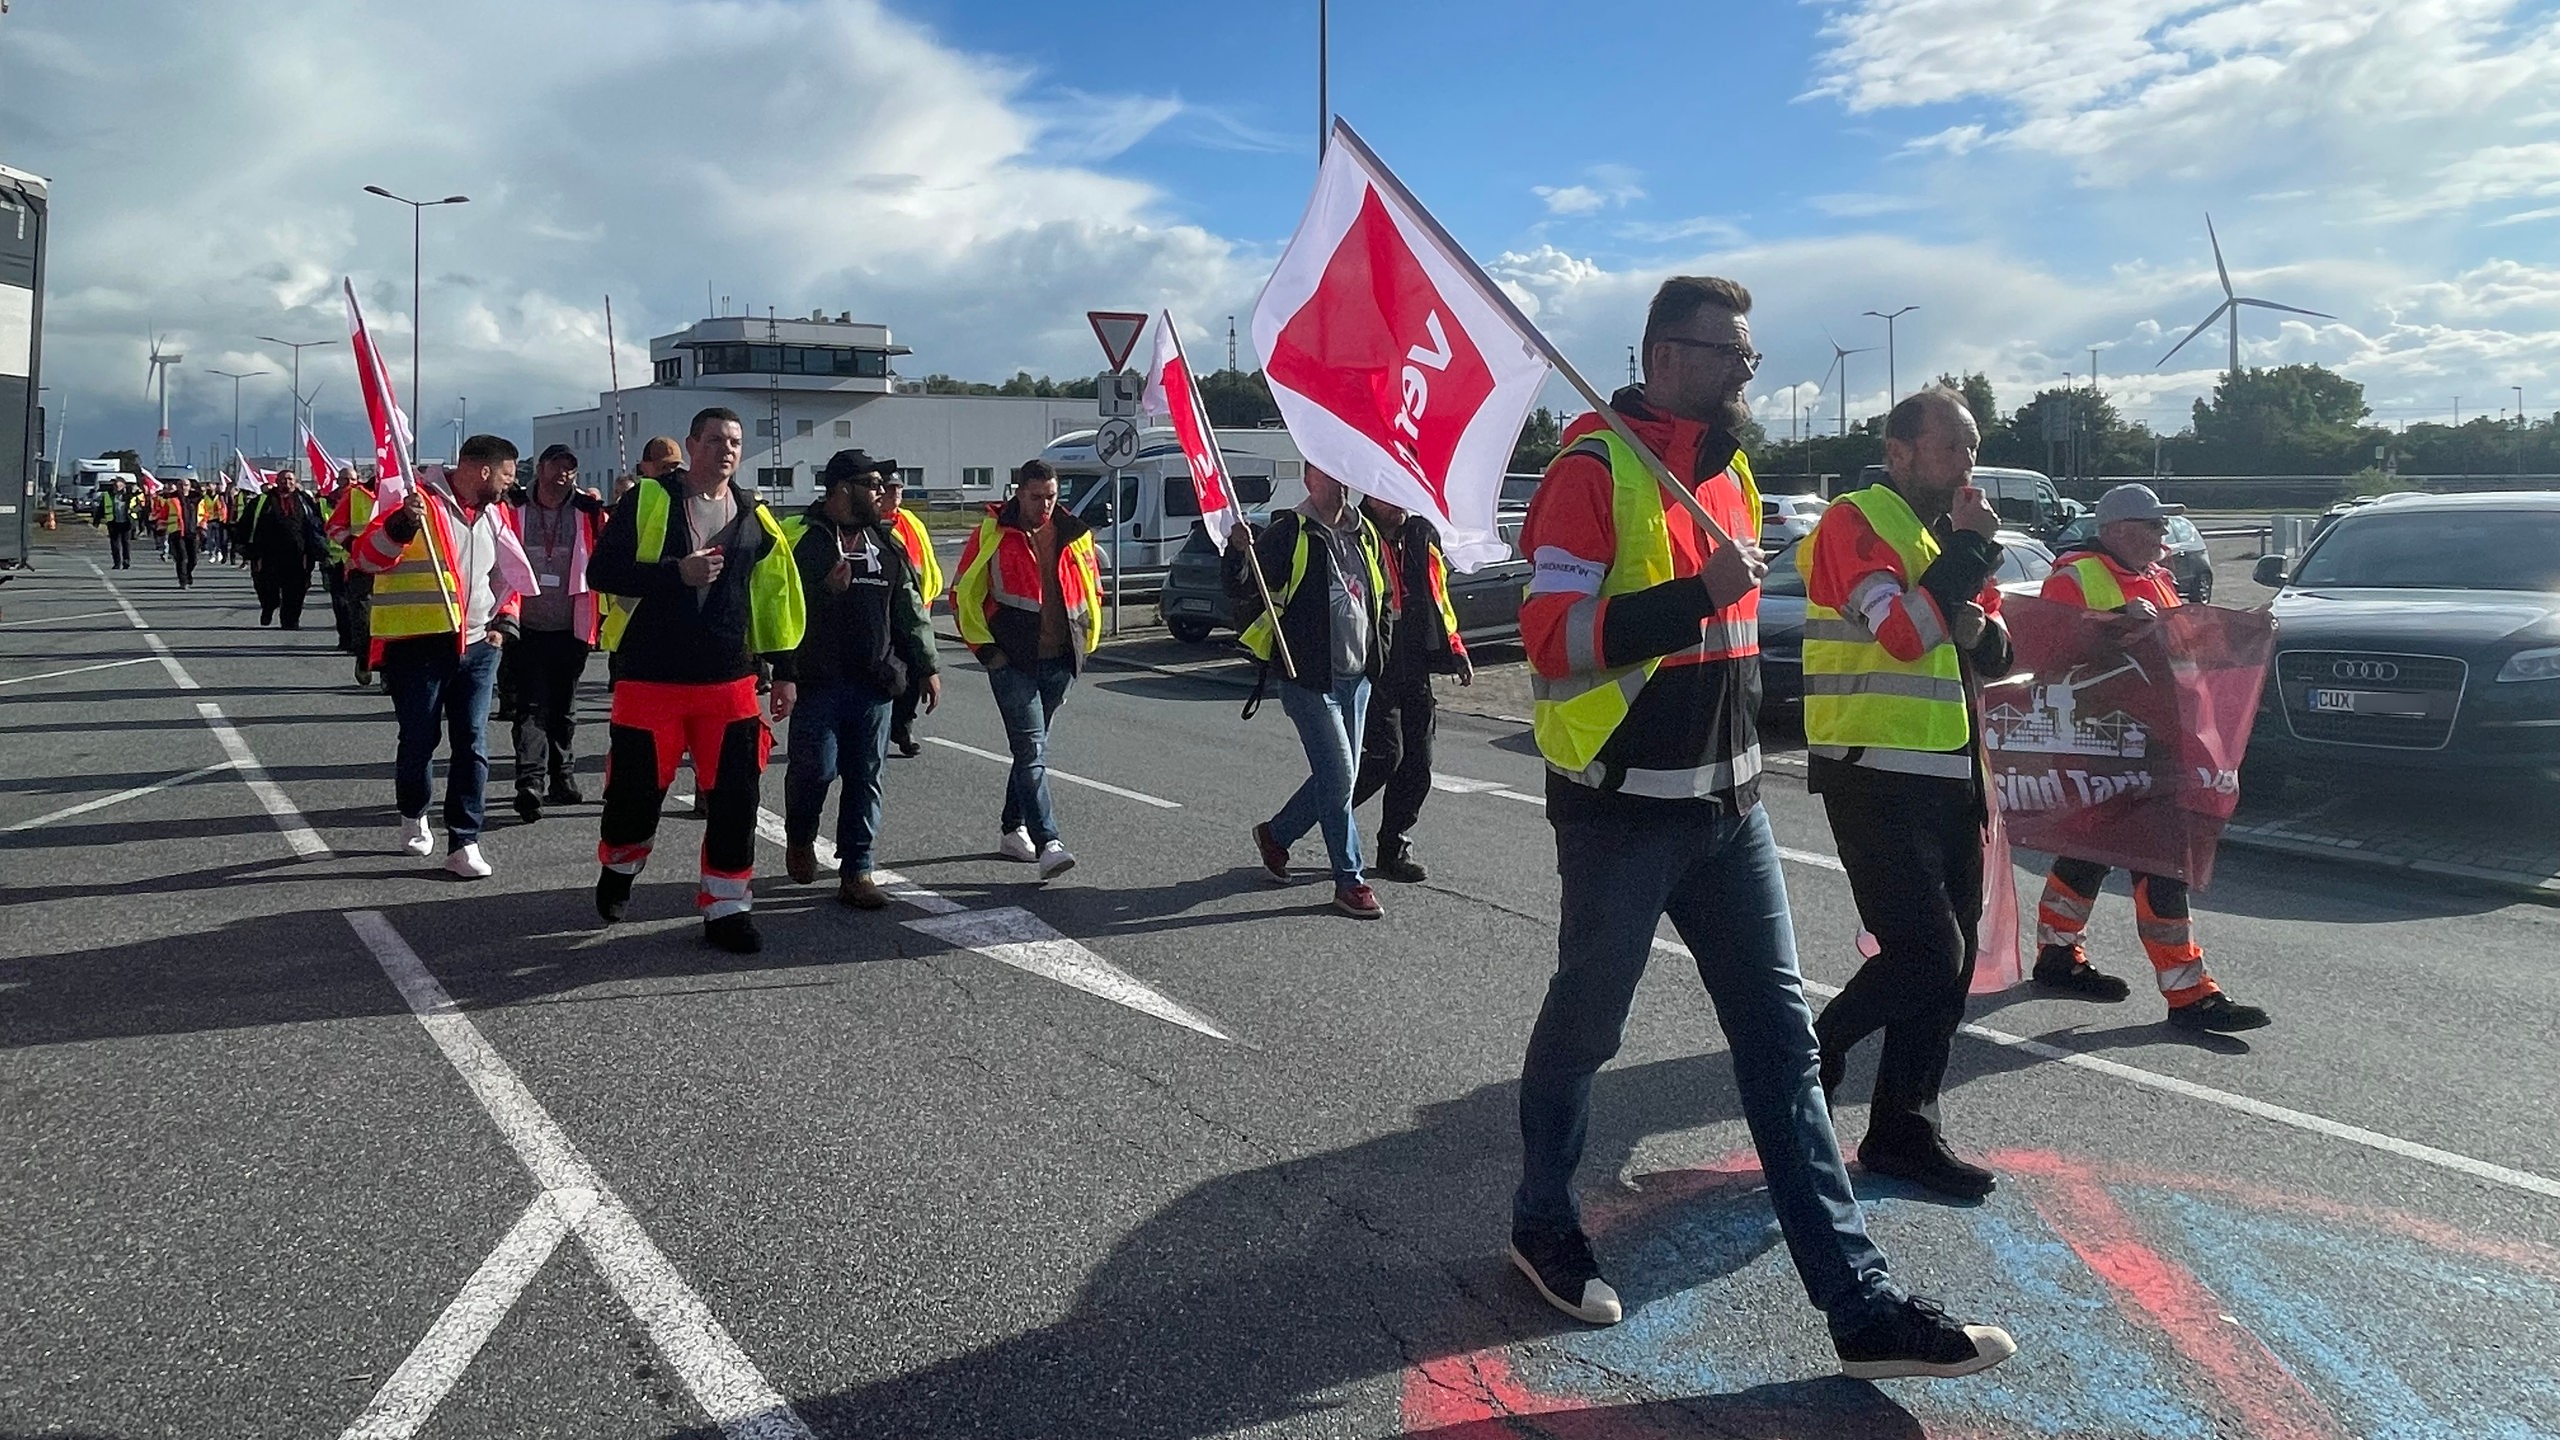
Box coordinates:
[302,421,346,496]
[1142,312,1241,551]
[343,277,417,509]
[1252,121,1549,572]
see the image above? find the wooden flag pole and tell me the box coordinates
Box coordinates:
[1169,317,1296,681]
[1325,120,1743,556]
[605,295,629,483]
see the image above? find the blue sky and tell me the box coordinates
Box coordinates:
[4,0,2557,458]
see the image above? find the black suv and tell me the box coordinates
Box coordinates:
[2247,492,2560,784]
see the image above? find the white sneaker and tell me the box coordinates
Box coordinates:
[999,827,1037,862]
[398,815,433,856]
[1037,840,1077,880]
[444,842,492,879]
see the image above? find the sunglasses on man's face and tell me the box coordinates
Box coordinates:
[1657,337,1764,373]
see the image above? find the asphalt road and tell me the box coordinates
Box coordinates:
[6,529,2560,1440]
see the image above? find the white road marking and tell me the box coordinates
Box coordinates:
[0,655,154,687]
[921,736,1182,809]
[195,701,330,857]
[144,633,200,690]
[346,912,815,1440]
[85,561,151,629]
[1777,845,1847,873]
[4,760,236,832]
[1648,936,2560,1203]
[907,906,1235,1042]
[1429,773,1510,794]
[339,1187,597,1440]
[0,607,126,627]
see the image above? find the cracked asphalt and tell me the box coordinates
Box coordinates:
[6,529,2560,1440]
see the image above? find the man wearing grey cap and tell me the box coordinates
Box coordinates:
[2033,483,2270,1031]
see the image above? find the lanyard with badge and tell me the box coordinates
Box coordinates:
[531,500,571,593]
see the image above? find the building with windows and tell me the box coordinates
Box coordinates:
[532,311,1099,503]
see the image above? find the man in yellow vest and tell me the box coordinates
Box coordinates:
[878,462,944,758]
[1349,494,1474,883]
[1800,386,2015,1201]
[586,407,807,954]
[2034,483,2270,1031]
[1511,277,2015,1379]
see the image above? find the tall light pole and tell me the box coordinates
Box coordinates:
[361,185,470,413]
[2516,384,2528,476]
[1863,305,1917,402]
[258,334,337,479]
[206,368,269,483]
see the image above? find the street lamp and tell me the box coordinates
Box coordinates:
[362,185,470,413]
[1863,305,1918,402]
[206,369,270,483]
[258,334,338,480]
[2516,385,2528,476]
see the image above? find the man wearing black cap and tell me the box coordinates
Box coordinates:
[502,445,609,821]
[781,450,942,906]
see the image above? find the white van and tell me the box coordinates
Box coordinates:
[1039,426,1309,586]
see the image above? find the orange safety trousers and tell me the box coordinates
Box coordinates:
[2038,857,2220,1007]
[597,677,771,919]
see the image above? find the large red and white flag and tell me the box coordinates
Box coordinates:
[302,422,346,496]
[343,277,417,510]
[234,450,264,489]
[1142,312,1242,552]
[1252,121,1549,571]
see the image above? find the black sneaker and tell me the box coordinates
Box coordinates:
[594,868,634,923]
[547,779,585,806]
[2033,944,2131,1001]
[1835,1294,2017,1380]
[893,728,921,759]
[1375,847,1428,883]
[1859,1137,1998,1201]
[513,790,543,824]
[2167,992,2271,1032]
[1507,1227,1622,1325]
[704,912,762,955]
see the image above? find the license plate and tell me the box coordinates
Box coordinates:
[2308,688,2428,716]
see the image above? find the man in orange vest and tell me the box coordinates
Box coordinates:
[2033,483,2270,1032]
[877,462,944,758]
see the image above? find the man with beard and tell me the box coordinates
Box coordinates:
[1507,277,2015,1381]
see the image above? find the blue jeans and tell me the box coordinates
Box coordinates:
[784,678,893,873]
[1516,801,1903,1335]
[384,637,501,849]
[989,656,1075,844]
[1270,673,1370,884]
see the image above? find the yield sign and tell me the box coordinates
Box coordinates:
[1087,311,1150,372]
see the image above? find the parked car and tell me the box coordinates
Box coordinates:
[1155,513,1532,647]
[2050,511,2214,603]
[1760,530,2054,709]
[2244,491,2560,787]
[1856,465,2084,542]
[1760,493,1826,551]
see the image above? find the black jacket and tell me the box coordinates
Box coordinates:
[1378,513,1466,680]
[250,486,326,565]
[790,507,938,694]
[1223,506,1391,692]
[587,473,797,686]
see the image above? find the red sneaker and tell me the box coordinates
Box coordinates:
[1252,822,1291,884]
[1333,883,1384,919]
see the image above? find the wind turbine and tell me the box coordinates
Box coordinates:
[1822,332,1876,438]
[2155,214,2334,384]
[144,335,183,470]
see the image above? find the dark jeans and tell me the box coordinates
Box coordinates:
[1814,777,1983,1153]
[1270,672,1371,883]
[1352,670,1433,854]
[384,637,502,850]
[1517,801,1900,1334]
[170,533,198,588]
[891,684,922,746]
[784,678,894,872]
[508,629,592,796]
[988,655,1075,844]
[339,569,373,661]
[108,523,133,568]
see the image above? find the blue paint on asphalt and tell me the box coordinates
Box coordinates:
[1965,1211,2209,1438]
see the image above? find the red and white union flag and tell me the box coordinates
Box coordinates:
[1252,123,1549,571]
[342,277,417,506]
[1143,312,1241,551]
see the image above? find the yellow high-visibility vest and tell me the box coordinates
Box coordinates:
[1798,485,1970,755]
[597,479,805,656]
[1241,510,1388,667]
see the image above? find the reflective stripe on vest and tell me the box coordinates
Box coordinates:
[1529,431,1761,780]
[2067,555,2127,611]
[1798,485,1970,755]
[597,482,805,655]
[370,498,465,643]
[1241,512,1388,665]
[953,515,1103,655]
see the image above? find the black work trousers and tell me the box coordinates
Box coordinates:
[255,556,313,628]
[170,533,199,588]
[108,523,133,569]
[1351,669,1435,853]
[338,569,373,661]
[1813,773,1983,1153]
[509,629,593,796]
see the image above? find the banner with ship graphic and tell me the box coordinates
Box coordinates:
[1984,596,2275,887]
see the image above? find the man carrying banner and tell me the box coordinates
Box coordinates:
[502,445,608,822]
[588,408,805,953]
[878,463,943,758]
[953,459,1098,881]
[1231,464,1393,918]
[350,435,527,878]
[2032,483,2271,1031]
[1513,278,2013,1377]
[1802,386,2016,1201]
[1349,493,1472,883]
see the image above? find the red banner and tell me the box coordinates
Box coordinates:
[1984,596,2274,888]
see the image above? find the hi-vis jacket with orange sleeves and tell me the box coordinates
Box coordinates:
[2042,546,2181,615]
[350,486,521,663]
[888,506,944,607]
[1376,510,1468,678]
[1519,387,1764,811]
[953,497,1101,673]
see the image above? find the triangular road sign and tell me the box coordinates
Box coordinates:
[1087,311,1150,372]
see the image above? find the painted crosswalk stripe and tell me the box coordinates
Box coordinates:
[921,735,1182,809]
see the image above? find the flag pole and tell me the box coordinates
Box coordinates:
[605,295,629,484]
[1325,119,1741,556]
[1169,316,1296,680]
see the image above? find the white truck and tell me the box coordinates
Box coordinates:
[1039,425,1308,591]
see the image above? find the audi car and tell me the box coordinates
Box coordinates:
[2245,491,2560,785]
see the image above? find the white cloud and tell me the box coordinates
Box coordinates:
[1533,164,1646,216]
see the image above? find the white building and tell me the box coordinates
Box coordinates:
[531,311,1101,504]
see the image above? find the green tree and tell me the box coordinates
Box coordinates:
[1196,368,1281,428]
[2181,364,2369,474]
[1509,407,1562,473]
